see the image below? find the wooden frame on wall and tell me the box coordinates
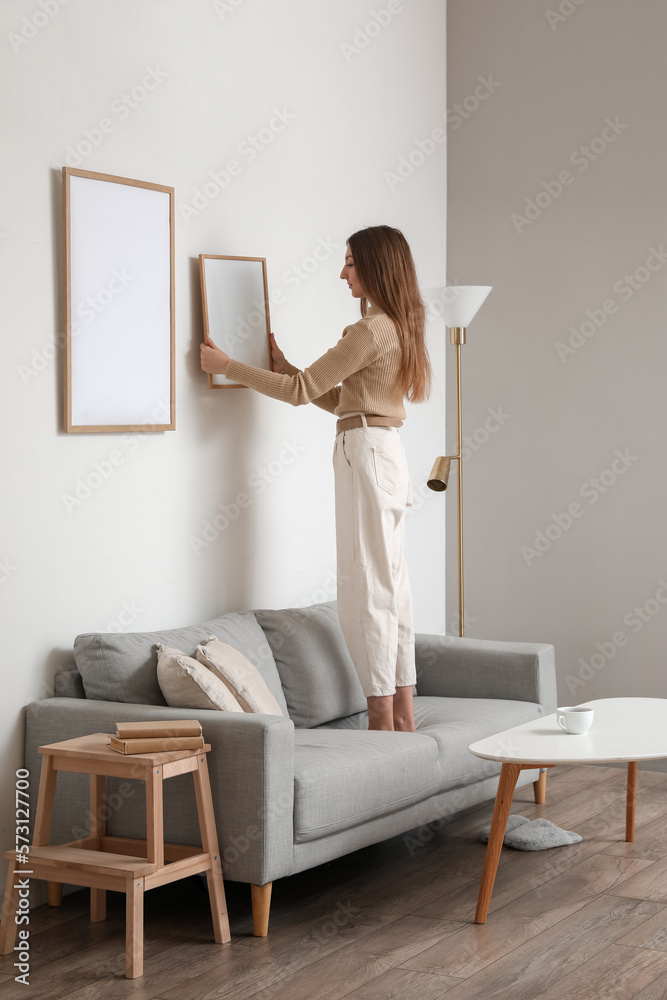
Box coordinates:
[199,255,272,389]
[63,167,175,432]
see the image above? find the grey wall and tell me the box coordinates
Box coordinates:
[447,1,667,706]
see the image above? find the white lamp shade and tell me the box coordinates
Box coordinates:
[424,285,492,327]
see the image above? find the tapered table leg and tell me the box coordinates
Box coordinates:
[47,883,63,907]
[626,761,637,842]
[475,762,521,924]
[533,769,547,804]
[251,883,272,937]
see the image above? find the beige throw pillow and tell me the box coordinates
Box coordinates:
[196,636,284,716]
[156,644,244,712]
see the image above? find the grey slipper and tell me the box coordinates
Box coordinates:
[479,814,529,842]
[479,814,582,851]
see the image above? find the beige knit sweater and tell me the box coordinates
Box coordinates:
[224,305,407,419]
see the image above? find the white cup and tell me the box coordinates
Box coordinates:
[557,706,594,735]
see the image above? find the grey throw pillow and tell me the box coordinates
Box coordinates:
[254,602,366,728]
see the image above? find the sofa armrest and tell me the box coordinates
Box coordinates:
[25,698,295,885]
[415,634,557,712]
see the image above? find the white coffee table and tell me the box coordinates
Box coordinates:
[469,697,667,924]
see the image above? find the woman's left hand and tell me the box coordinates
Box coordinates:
[200,336,230,374]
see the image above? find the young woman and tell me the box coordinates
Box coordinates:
[201,225,431,731]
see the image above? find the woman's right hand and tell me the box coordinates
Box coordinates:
[270,332,286,373]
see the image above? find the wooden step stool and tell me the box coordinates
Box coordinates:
[0,733,231,978]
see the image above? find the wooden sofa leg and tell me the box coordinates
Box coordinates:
[251,883,272,937]
[533,769,547,804]
[48,882,63,907]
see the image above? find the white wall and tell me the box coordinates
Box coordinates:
[447,1,667,712]
[0,0,446,876]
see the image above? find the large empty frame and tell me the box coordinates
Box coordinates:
[199,255,272,388]
[63,167,175,432]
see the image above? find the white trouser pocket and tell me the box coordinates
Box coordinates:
[372,446,407,495]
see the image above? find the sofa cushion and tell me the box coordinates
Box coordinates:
[74,610,288,713]
[54,665,86,699]
[314,711,369,730]
[293,729,443,842]
[254,602,366,728]
[412,695,545,790]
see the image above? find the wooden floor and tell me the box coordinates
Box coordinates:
[4,764,667,999]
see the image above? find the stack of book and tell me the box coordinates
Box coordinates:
[108,719,204,754]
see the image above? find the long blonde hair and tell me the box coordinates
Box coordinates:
[347,225,431,402]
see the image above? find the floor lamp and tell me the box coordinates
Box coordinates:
[427,286,492,638]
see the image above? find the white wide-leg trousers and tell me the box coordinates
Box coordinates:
[333,422,416,698]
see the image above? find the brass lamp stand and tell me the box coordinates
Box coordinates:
[426,286,492,638]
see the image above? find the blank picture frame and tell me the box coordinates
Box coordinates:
[199,255,272,389]
[63,167,175,432]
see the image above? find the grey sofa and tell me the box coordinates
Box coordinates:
[24,601,556,934]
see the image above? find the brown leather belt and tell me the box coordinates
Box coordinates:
[335,414,404,434]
